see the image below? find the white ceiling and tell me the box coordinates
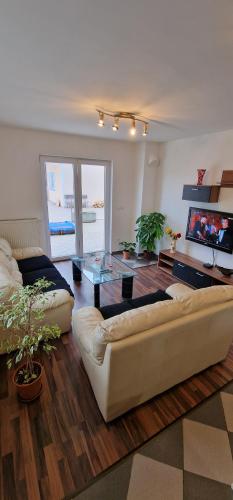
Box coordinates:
[1,0,233,141]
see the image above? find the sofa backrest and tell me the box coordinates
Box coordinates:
[92,285,233,363]
[0,239,23,301]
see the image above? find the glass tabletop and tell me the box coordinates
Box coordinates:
[72,251,137,285]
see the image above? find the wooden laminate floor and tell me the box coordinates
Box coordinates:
[1,262,233,500]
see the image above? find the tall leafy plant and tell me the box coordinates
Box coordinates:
[135,212,166,253]
[0,278,61,384]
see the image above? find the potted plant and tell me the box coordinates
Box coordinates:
[135,212,166,258]
[165,226,182,253]
[119,241,136,260]
[0,278,62,402]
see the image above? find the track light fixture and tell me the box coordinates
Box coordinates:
[142,122,148,136]
[97,111,104,127]
[96,109,149,137]
[130,118,136,136]
[112,116,119,131]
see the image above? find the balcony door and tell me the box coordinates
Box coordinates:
[41,157,112,260]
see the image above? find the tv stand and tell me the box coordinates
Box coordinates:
[158,249,233,288]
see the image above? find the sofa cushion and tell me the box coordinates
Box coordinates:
[44,279,74,297]
[99,301,135,319]
[128,290,171,309]
[99,290,171,319]
[12,247,44,261]
[22,267,74,296]
[0,238,12,258]
[22,267,61,284]
[17,255,55,274]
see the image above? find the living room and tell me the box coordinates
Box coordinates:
[1,1,233,500]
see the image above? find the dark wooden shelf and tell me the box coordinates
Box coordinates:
[182,185,220,203]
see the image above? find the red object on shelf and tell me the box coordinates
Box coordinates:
[197,169,206,185]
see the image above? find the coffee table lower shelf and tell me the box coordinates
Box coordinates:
[72,260,134,308]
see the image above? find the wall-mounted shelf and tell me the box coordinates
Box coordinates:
[182,185,220,203]
[221,170,233,187]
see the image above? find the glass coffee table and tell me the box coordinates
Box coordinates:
[72,251,137,308]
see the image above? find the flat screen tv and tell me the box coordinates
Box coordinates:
[186,207,233,254]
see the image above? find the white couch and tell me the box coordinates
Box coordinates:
[72,283,233,421]
[0,238,74,353]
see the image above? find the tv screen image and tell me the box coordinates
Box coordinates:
[186,207,233,254]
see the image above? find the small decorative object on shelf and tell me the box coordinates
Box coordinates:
[197,169,206,186]
[165,227,182,254]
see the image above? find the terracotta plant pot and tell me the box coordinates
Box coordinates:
[123,250,130,260]
[13,361,43,402]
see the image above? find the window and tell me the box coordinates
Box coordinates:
[48,172,56,191]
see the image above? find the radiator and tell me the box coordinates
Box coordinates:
[0,219,42,249]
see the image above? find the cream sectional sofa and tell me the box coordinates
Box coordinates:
[72,283,233,421]
[0,238,74,352]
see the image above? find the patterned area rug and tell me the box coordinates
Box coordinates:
[73,381,233,499]
[113,252,157,269]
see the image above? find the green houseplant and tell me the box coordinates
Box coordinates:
[135,212,166,257]
[119,241,136,260]
[0,278,61,402]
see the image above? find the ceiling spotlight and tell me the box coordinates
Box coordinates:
[112,116,119,131]
[97,111,104,127]
[130,118,136,136]
[142,122,148,136]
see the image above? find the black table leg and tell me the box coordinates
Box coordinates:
[94,284,100,308]
[122,276,134,300]
[72,262,82,282]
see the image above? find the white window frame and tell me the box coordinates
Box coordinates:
[40,155,112,260]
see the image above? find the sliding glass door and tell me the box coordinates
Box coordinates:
[41,157,112,259]
[45,161,77,259]
[80,162,106,253]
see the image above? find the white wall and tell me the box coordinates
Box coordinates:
[132,142,160,220]
[158,129,233,267]
[4,122,233,268]
[0,125,137,252]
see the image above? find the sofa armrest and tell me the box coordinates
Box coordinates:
[12,246,44,260]
[33,289,74,312]
[166,283,193,299]
[72,307,104,355]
